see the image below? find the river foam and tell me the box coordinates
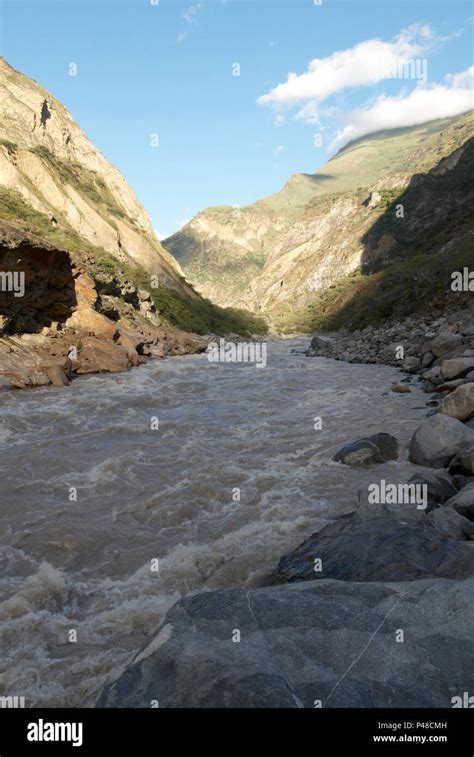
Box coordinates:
[0,339,429,706]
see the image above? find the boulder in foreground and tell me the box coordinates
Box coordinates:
[97,577,474,708]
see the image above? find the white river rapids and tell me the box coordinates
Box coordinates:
[0,339,430,706]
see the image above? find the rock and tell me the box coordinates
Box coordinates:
[407,471,457,507]
[438,383,474,421]
[421,351,435,368]
[333,440,383,466]
[65,308,118,341]
[366,190,382,208]
[310,335,332,350]
[367,432,400,461]
[402,356,420,372]
[268,513,474,584]
[428,507,474,541]
[434,379,467,393]
[441,358,474,381]
[74,337,131,374]
[115,322,146,353]
[449,446,474,475]
[408,414,474,468]
[443,484,474,519]
[451,474,474,489]
[423,366,442,384]
[333,433,399,466]
[465,370,474,381]
[43,365,70,387]
[391,383,411,393]
[430,331,463,358]
[97,577,474,708]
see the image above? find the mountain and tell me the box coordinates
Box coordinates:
[0,59,266,387]
[164,112,474,332]
[0,58,190,292]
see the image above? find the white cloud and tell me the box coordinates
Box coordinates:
[445,64,474,88]
[329,68,474,151]
[258,23,433,116]
[154,228,165,241]
[177,3,202,44]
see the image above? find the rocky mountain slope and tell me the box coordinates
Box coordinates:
[0,58,189,292]
[164,112,474,332]
[0,59,266,387]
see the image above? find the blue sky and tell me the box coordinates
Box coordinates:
[2,0,473,237]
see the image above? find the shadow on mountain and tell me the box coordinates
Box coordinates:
[317,137,474,331]
[299,172,335,184]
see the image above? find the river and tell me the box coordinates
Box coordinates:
[0,338,429,706]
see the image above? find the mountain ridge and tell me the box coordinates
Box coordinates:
[163,111,474,328]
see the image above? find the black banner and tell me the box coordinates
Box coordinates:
[0,708,472,755]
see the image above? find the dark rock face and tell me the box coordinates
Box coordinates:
[0,223,207,389]
[0,240,76,334]
[97,577,474,708]
[368,432,400,461]
[443,484,474,519]
[450,446,474,475]
[406,470,457,507]
[333,433,399,466]
[267,513,474,585]
[428,506,474,541]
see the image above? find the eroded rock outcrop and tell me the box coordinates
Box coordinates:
[0,222,206,388]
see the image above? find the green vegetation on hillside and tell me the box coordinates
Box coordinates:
[273,237,474,334]
[105,257,268,336]
[166,111,474,317]
[0,138,18,153]
[30,145,127,221]
[0,184,107,256]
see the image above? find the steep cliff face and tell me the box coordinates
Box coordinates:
[164,112,474,329]
[0,60,267,388]
[0,57,192,293]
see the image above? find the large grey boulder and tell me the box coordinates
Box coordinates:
[430,332,463,358]
[439,383,474,421]
[333,433,399,466]
[268,513,474,584]
[441,358,474,381]
[97,577,474,708]
[408,414,474,467]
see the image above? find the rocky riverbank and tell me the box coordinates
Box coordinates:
[0,223,207,389]
[305,303,474,380]
[96,329,474,708]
